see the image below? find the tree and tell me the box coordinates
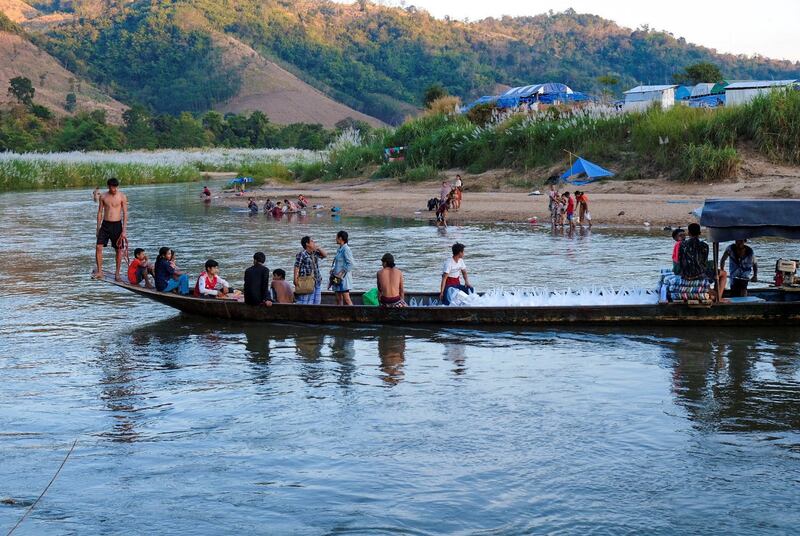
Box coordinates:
[597,75,620,102]
[122,104,157,149]
[65,92,77,112]
[673,62,723,85]
[8,76,34,107]
[423,83,448,108]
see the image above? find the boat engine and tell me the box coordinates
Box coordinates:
[774,259,798,287]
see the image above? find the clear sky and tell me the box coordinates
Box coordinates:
[346,0,800,62]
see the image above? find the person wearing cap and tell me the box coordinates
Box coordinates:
[377,253,406,307]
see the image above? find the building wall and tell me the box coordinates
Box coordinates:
[623,89,675,112]
[725,87,779,107]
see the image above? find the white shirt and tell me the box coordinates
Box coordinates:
[442,257,466,278]
[197,273,230,296]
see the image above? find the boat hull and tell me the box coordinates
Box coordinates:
[103,279,800,326]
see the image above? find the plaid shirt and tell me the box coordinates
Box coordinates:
[295,249,322,282]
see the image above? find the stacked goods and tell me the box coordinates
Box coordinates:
[661,274,711,302]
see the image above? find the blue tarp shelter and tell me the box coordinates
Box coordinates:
[560,157,614,185]
[688,94,726,108]
[462,95,499,111]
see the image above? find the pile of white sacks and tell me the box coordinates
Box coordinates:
[442,287,660,307]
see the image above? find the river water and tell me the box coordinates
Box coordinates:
[1,182,799,535]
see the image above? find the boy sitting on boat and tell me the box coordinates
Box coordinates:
[194,259,231,298]
[127,248,154,288]
[270,269,294,304]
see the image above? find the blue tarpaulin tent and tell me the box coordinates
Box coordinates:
[560,157,614,185]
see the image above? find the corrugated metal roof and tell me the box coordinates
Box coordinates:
[624,85,678,94]
[725,80,798,90]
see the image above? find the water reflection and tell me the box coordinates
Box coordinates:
[666,327,800,439]
[378,333,406,386]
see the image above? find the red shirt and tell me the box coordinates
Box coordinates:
[128,258,143,284]
[672,241,681,263]
[566,196,575,214]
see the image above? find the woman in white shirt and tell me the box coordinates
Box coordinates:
[439,242,474,305]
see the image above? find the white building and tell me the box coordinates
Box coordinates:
[623,85,678,112]
[724,80,798,106]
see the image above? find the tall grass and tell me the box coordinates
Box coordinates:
[0,148,325,191]
[319,89,799,183]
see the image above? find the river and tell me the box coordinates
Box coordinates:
[1,182,799,535]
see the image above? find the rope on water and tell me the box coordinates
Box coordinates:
[116,235,130,267]
[6,439,78,536]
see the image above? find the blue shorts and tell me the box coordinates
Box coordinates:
[567,212,574,221]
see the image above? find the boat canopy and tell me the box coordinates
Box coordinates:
[560,157,614,185]
[699,199,800,241]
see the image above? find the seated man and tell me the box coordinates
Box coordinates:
[127,248,154,288]
[720,239,758,297]
[439,242,474,305]
[377,253,406,307]
[244,251,271,306]
[678,223,710,281]
[270,269,294,304]
[194,259,231,298]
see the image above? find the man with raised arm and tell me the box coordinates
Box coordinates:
[94,177,128,281]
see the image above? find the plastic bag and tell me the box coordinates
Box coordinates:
[362,288,379,306]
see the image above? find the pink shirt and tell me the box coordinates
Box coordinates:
[672,241,681,263]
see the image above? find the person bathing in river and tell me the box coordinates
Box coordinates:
[202,186,212,202]
[563,191,576,230]
[440,242,474,305]
[127,248,154,288]
[377,253,406,307]
[247,197,258,214]
[154,247,189,295]
[720,240,758,297]
[297,195,309,209]
[194,259,231,298]
[331,230,355,306]
[94,177,128,282]
[270,269,294,304]
[263,198,275,213]
[92,187,101,203]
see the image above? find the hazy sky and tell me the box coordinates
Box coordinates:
[345,0,800,62]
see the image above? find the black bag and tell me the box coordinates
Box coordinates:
[427,197,440,211]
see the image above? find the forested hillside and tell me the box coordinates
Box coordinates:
[10,0,800,124]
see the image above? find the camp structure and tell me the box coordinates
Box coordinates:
[674,85,694,102]
[560,156,614,186]
[463,82,592,111]
[724,80,798,107]
[623,85,677,111]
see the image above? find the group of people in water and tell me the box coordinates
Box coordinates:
[671,222,758,299]
[248,194,310,216]
[548,185,591,229]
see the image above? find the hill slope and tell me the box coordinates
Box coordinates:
[0,30,126,122]
[11,1,800,124]
[213,33,384,127]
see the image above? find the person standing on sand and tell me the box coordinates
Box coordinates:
[94,177,128,281]
[453,175,463,211]
[548,185,560,226]
[440,180,451,205]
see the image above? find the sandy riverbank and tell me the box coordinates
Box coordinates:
[207,160,800,228]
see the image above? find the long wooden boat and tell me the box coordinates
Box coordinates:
[101,276,800,326]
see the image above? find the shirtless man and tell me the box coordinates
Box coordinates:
[376,253,406,307]
[94,177,128,281]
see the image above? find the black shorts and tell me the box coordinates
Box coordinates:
[97,220,123,249]
[731,278,749,297]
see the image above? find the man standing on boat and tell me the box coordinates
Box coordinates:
[440,242,474,305]
[294,236,327,305]
[94,177,128,281]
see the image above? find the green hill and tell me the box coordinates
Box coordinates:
[15,1,800,124]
